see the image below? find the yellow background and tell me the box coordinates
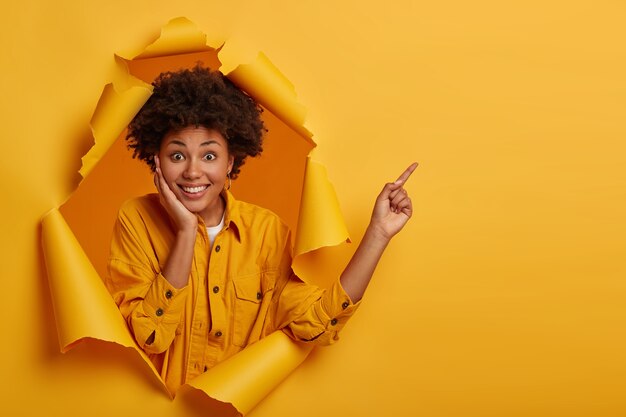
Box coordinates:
[2,1,625,416]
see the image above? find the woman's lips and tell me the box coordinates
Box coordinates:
[178,184,209,199]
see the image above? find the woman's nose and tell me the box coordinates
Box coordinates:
[183,159,201,179]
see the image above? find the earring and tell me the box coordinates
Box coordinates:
[226,172,232,190]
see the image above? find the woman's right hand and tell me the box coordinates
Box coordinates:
[154,155,198,233]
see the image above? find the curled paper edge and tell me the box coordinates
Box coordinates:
[117,17,215,61]
[41,16,350,415]
[80,82,152,179]
[41,209,169,394]
[183,331,313,416]
[293,158,351,257]
[227,52,313,141]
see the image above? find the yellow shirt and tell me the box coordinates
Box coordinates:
[106,191,359,394]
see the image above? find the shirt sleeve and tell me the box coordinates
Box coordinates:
[271,229,361,345]
[105,203,189,354]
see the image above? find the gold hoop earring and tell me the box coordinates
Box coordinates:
[226,172,232,190]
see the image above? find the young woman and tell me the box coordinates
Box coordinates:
[105,66,416,394]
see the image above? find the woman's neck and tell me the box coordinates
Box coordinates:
[200,194,226,227]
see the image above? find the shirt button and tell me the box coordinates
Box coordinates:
[342,301,349,309]
[330,318,338,326]
[165,290,173,299]
[215,331,223,337]
[256,292,262,300]
[213,286,220,294]
[215,245,221,253]
[156,308,164,317]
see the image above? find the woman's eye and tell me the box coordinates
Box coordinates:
[170,152,184,161]
[204,153,216,161]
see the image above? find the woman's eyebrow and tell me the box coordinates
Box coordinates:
[166,140,187,147]
[200,140,221,147]
[166,140,221,147]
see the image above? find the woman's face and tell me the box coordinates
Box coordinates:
[158,126,234,225]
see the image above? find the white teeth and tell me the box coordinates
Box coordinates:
[181,185,208,193]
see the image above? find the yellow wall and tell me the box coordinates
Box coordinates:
[2,1,625,416]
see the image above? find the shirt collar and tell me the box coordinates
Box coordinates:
[221,189,242,243]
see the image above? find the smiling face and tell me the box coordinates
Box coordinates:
[158,126,234,226]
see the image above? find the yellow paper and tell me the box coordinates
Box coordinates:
[3,3,622,416]
[40,16,350,416]
[228,52,312,140]
[184,332,313,415]
[41,209,136,351]
[41,208,166,391]
[117,17,215,60]
[80,83,152,179]
[294,158,351,257]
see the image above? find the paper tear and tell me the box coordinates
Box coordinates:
[294,158,351,257]
[117,17,214,61]
[42,209,133,350]
[41,209,167,392]
[184,332,312,415]
[41,17,350,416]
[81,83,152,179]
[228,52,313,141]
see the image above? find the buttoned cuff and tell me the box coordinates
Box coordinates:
[295,279,361,344]
[142,273,189,323]
[320,279,361,322]
[133,273,189,352]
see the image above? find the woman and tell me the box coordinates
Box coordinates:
[105,66,416,394]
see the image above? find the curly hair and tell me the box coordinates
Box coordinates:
[126,65,265,179]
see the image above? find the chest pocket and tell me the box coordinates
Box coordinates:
[231,272,274,347]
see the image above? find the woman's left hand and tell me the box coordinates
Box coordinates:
[368,162,418,241]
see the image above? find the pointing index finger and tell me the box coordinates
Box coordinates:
[394,162,418,184]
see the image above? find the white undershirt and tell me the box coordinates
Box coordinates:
[206,215,225,247]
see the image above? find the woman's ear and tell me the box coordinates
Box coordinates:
[228,155,234,174]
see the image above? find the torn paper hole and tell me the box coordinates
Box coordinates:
[41,16,349,416]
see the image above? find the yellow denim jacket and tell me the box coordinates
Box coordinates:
[106,191,359,394]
